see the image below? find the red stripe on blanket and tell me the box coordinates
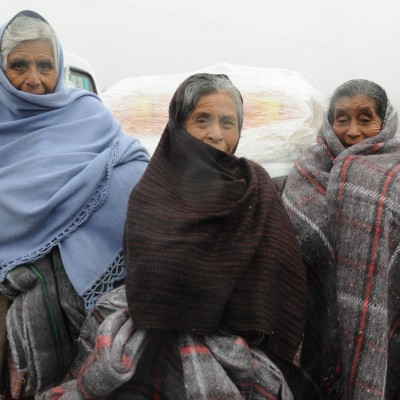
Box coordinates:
[78,335,112,400]
[95,334,112,350]
[254,385,279,400]
[389,318,400,342]
[360,143,384,156]
[348,163,400,396]
[235,336,250,348]
[337,156,354,202]
[122,354,132,370]
[317,135,335,161]
[296,161,326,195]
[180,345,210,356]
[341,328,386,354]
[49,387,67,396]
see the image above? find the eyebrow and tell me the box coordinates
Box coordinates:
[358,106,374,115]
[335,106,374,115]
[192,111,237,119]
[334,108,347,116]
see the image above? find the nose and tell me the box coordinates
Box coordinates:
[24,67,41,89]
[206,122,224,143]
[346,121,361,138]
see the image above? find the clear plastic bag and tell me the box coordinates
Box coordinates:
[102,64,326,168]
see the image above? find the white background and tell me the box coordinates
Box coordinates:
[2,0,400,109]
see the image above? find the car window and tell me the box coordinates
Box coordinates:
[68,67,97,94]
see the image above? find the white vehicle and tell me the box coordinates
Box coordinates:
[63,51,101,96]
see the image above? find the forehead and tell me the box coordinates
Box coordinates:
[334,94,378,113]
[193,92,237,115]
[8,39,54,59]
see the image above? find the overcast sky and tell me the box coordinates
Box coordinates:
[2,0,400,108]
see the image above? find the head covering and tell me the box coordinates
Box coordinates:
[283,99,400,398]
[124,73,306,366]
[0,11,149,311]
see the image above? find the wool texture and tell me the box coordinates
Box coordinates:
[0,292,7,395]
[1,248,86,395]
[38,286,294,400]
[0,10,149,312]
[283,107,400,399]
[123,74,307,367]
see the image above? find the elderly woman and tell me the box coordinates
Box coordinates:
[283,79,400,399]
[39,73,307,400]
[0,10,149,398]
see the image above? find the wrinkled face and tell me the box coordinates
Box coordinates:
[184,92,239,154]
[332,95,382,147]
[4,39,57,94]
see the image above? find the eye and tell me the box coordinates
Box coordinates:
[359,116,371,124]
[38,61,55,71]
[222,118,235,127]
[196,117,208,125]
[9,60,28,71]
[335,117,348,125]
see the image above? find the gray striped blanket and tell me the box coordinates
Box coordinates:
[282,108,400,399]
[38,286,294,400]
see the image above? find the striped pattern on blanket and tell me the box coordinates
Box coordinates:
[283,108,400,400]
[39,286,294,400]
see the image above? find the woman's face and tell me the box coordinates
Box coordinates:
[184,92,240,154]
[332,94,382,147]
[4,39,57,94]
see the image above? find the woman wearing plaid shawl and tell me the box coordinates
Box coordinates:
[283,79,400,400]
[39,73,307,400]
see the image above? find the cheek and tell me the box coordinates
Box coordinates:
[226,131,240,152]
[332,125,346,141]
[183,122,203,140]
[45,71,58,89]
[332,126,343,135]
[364,121,382,137]
[4,70,20,86]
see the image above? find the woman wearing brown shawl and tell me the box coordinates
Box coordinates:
[40,73,306,400]
[283,79,400,400]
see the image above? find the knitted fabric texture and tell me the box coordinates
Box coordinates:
[283,107,400,399]
[124,75,306,366]
[38,286,294,400]
[0,11,149,312]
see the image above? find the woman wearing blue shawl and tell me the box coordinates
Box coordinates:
[0,10,149,398]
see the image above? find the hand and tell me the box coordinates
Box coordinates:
[77,308,147,399]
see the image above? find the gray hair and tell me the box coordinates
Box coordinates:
[1,14,58,71]
[328,79,389,125]
[179,73,244,132]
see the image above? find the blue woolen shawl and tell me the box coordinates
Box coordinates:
[0,11,150,311]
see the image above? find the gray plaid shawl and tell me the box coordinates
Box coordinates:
[1,248,86,395]
[38,286,294,400]
[283,108,400,399]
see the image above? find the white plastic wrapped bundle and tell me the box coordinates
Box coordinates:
[102,64,325,174]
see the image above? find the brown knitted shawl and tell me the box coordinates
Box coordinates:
[124,76,306,366]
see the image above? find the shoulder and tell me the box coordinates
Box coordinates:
[243,158,275,184]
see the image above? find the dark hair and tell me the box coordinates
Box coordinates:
[178,73,244,132]
[327,79,388,125]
